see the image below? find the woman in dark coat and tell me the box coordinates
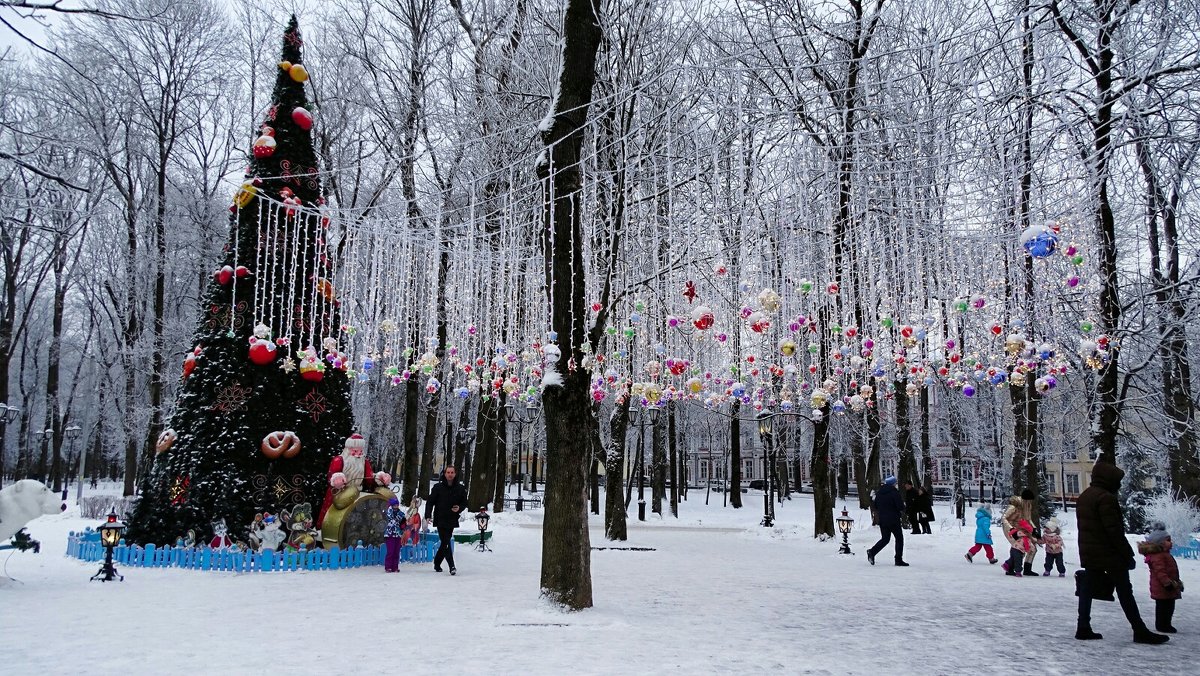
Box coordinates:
[913,486,934,535]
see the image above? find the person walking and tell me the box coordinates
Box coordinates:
[965,505,998,564]
[1075,461,1168,644]
[867,476,908,567]
[424,465,468,575]
[1041,518,1067,577]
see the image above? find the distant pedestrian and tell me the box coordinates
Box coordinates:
[867,476,908,567]
[382,497,405,573]
[1041,518,1066,577]
[1138,523,1183,634]
[400,496,423,547]
[1003,488,1039,575]
[913,485,934,535]
[1075,461,1167,644]
[904,481,920,533]
[965,505,998,564]
[424,465,468,575]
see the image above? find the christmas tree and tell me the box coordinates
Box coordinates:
[126,17,353,545]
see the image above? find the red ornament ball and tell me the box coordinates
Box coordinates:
[248,338,277,365]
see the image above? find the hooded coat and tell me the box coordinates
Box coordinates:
[974,506,993,545]
[1001,494,1034,547]
[873,482,906,527]
[1138,541,1183,600]
[1041,520,1064,555]
[1075,461,1133,571]
[425,475,468,529]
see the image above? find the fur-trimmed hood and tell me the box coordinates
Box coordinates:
[1138,540,1170,556]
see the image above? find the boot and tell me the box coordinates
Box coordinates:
[1043,570,1051,577]
[1156,626,1177,634]
[989,558,999,564]
[964,552,974,563]
[1132,629,1169,645]
[1023,563,1037,577]
[895,560,910,567]
[1075,626,1103,640]
[867,551,876,566]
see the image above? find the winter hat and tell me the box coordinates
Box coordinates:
[1045,518,1060,533]
[388,497,400,506]
[884,476,897,486]
[345,433,366,450]
[1020,488,1036,501]
[1146,522,1170,545]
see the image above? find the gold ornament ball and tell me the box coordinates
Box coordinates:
[289,64,309,83]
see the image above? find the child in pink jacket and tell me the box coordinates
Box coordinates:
[1138,523,1184,633]
[1041,518,1066,577]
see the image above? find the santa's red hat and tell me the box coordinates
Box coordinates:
[345,433,366,450]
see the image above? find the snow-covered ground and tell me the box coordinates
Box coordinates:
[3,489,1197,674]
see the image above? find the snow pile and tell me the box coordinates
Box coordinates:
[1144,493,1200,546]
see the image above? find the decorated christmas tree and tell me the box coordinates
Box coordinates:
[126,17,353,545]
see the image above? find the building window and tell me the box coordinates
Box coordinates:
[1065,473,1081,495]
[938,459,953,481]
[1047,473,1057,493]
[882,459,898,480]
[744,460,754,480]
[699,462,709,481]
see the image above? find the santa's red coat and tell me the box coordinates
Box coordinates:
[316,455,376,528]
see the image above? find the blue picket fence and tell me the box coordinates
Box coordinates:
[1176,538,1200,561]
[65,529,444,573]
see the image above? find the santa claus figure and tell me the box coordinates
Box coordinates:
[317,434,391,527]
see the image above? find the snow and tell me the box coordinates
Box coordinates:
[3,490,1198,674]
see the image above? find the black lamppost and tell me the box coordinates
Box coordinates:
[91,508,126,582]
[65,425,82,504]
[505,400,540,504]
[456,426,476,487]
[756,410,774,527]
[474,507,491,552]
[32,427,53,484]
[0,403,18,489]
[629,404,660,522]
[836,505,855,554]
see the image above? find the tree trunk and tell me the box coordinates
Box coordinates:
[605,396,629,540]
[729,399,743,507]
[400,375,420,506]
[493,400,507,512]
[668,400,678,517]
[537,0,603,610]
[651,415,666,514]
[468,397,494,511]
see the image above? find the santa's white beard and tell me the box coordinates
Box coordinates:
[341,452,366,488]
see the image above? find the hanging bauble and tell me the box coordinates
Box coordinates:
[289,63,309,82]
[880,316,894,329]
[900,325,914,338]
[298,352,325,382]
[826,282,839,295]
[668,359,688,376]
[690,306,714,331]
[715,332,728,343]
[811,408,824,422]
[714,263,728,276]
[1037,343,1055,360]
[1034,377,1050,393]
[971,295,987,310]
[213,265,234,286]
[730,382,746,397]
[1020,222,1059,259]
[778,338,797,357]
[832,400,846,415]
[953,297,969,313]
[279,60,292,71]
[292,106,313,130]
[686,377,703,394]
[863,338,875,350]
[252,134,277,158]
[797,279,814,294]
[1010,371,1027,386]
[683,280,698,303]
[962,384,976,397]
[1005,334,1026,356]
[749,312,770,333]
[1066,275,1080,288]
[811,390,829,408]
[1071,254,1084,266]
[757,288,781,313]
[248,337,278,365]
[845,327,858,338]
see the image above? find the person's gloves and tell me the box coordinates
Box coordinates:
[1177,580,1185,593]
[1128,558,1136,570]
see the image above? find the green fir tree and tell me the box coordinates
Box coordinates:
[126,16,353,545]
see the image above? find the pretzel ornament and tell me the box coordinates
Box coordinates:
[260,431,302,460]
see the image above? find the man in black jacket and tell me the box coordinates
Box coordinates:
[425,466,469,575]
[1075,461,1167,644]
[867,476,908,566]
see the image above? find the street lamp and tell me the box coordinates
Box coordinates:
[474,507,491,552]
[91,508,126,582]
[836,505,856,555]
[0,403,18,490]
[756,410,775,527]
[65,425,82,503]
[505,399,541,502]
[629,405,660,522]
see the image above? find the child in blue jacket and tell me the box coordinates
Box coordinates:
[964,505,998,564]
